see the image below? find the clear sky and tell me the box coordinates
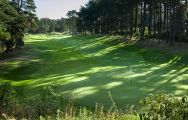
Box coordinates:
[34,0,88,19]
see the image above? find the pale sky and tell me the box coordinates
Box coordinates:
[34,0,88,19]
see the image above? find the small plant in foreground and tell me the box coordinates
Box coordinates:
[31,85,59,119]
[0,82,16,118]
[140,94,188,120]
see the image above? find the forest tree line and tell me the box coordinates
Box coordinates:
[36,0,188,45]
[76,0,188,45]
[1,0,188,53]
[35,10,78,34]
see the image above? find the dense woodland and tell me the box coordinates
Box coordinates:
[37,0,188,46]
[1,0,188,52]
[76,0,188,44]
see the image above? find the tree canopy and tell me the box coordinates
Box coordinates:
[0,0,37,52]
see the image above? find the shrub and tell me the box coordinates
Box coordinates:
[140,94,188,120]
[0,26,11,40]
[0,82,17,118]
[31,85,59,119]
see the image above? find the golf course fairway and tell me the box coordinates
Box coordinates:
[0,34,188,108]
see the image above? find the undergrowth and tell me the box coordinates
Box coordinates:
[0,82,188,120]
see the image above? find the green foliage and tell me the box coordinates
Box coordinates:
[31,85,59,118]
[140,94,188,120]
[0,82,16,117]
[0,0,37,52]
[0,0,18,23]
[66,10,78,34]
[0,0,16,43]
[36,17,74,34]
[0,26,10,40]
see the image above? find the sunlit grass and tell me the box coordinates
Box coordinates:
[0,34,188,108]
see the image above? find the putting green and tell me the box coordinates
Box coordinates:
[0,34,188,107]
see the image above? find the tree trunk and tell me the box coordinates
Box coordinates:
[134,5,138,33]
[148,2,152,36]
[130,2,134,37]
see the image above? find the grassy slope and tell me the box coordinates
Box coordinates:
[0,34,188,108]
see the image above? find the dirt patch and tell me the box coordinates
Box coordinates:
[0,56,31,64]
[0,48,32,64]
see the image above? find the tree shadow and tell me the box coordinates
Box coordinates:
[0,34,188,108]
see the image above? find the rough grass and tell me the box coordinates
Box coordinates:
[0,34,188,108]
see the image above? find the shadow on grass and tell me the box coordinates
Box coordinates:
[0,34,188,108]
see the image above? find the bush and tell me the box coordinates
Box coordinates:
[30,85,59,119]
[0,26,11,40]
[140,94,188,120]
[0,82,17,118]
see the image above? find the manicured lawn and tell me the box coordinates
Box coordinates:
[0,34,188,108]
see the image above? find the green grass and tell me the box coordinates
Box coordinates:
[0,34,188,108]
